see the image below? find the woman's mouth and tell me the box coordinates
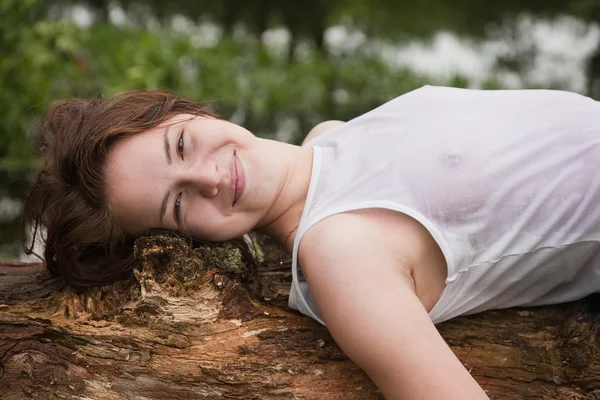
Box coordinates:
[232,150,245,206]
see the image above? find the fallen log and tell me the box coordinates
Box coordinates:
[0,232,599,399]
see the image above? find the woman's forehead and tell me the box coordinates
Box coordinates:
[105,130,166,232]
[158,113,199,128]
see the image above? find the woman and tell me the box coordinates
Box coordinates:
[23,85,600,399]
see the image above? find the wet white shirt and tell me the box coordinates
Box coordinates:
[289,85,600,325]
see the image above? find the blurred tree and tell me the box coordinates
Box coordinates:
[42,0,600,94]
[84,0,110,22]
[116,0,335,61]
[0,0,431,159]
[338,0,599,95]
[4,0,600,161]
[0,0,89,159]
[275,0,336,61]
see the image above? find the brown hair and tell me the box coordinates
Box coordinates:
[22,91,218,289]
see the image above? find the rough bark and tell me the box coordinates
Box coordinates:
[0,232,599,400]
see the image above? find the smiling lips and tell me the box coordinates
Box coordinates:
[232,150,245,206]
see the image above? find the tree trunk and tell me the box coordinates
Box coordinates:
[1,232,599,399]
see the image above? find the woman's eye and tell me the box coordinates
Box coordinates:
[174,193,182,226]
[177,130,185,160]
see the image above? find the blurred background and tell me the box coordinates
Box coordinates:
[2,0,600,260]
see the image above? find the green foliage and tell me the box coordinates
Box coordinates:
[1,3,431,158]
[2,0,599,159]
[0,0,88,158]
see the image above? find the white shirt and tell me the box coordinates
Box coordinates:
[289,85,600,325]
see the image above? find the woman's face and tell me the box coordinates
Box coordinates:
[106,114,277,241]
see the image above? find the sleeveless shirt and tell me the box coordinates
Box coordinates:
[288,85,600,326]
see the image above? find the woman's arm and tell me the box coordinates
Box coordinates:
[298,212,489,400]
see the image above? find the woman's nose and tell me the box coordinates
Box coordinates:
[180,161,220,197]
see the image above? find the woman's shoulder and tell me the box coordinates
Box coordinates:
[297,208,448,311]
[301,120,345,146]
[297,209,415,273]
[296,210,412,298]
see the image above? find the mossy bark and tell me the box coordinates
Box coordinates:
[0,232,599,399]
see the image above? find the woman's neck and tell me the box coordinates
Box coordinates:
[255,139,314,254]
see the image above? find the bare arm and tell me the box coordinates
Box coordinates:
[302,120,345,146]
[298,213,489,400]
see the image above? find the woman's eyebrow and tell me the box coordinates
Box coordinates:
[159,125,172,225]
[163,125,172,165]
